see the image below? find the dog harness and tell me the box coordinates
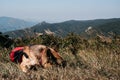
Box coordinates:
[10,47,25,63]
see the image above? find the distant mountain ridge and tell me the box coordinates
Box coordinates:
[4,18,120,38]
[0,16,37,32]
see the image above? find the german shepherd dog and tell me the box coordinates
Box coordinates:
[10,45,66,73]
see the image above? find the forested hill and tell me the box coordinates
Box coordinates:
[4,18,120,38]
[96,20,120,34]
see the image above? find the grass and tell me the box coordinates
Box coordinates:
[0,34,119,80]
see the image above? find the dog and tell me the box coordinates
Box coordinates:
[10,45,66,73]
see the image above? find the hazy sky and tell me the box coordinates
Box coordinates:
[0,0,120,22]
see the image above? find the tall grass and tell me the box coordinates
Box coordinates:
[0,33,119,80]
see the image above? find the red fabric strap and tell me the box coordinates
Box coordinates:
[10,47,24,62]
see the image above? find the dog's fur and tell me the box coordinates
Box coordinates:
[18,45,66,72]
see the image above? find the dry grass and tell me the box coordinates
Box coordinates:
[0,35,120,80]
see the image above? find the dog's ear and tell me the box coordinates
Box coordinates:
[52,46,59,52]
[49,48,62,59]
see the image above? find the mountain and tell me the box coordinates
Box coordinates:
[0,16,37,32]
[30,18,120,35]
[4,18,120,38]
[96,20,120,34]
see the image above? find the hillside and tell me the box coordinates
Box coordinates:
[0,16,37,32]
[4,18,120,38]
[0,34,119,80]
[96,20,120,34]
